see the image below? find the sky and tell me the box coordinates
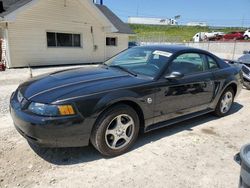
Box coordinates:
[101,0,250,27]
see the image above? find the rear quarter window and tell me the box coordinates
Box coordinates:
[207,56,219,70]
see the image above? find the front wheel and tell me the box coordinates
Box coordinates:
[244,36,249,40]
[213,87,235,117]
[90,104,140,157]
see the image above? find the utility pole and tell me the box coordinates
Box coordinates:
[136,0,139,17]
[242,15,245,28]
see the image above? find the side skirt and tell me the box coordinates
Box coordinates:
[145,108,214,132]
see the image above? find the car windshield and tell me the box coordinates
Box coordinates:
[104,48,172,77]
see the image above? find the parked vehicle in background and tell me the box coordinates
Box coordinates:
[238,51,250,65]
[204,31,224,40]
[193,31,224,42]
[234,144,250,188]
[243,29,250,40]
[223,31,244,40]
[10,45,243,157]
[128,41,139,48]
[193,32,206,42]
[225,58,250,90]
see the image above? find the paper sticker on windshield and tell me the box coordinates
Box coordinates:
[153,50,172,57]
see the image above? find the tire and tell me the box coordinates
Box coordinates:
[243,81,250,90]
[244,36,249,40]
[90,104,140,157]
[213,87,235,117]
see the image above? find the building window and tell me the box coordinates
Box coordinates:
[47,32,81,47]
[106,37,117,46]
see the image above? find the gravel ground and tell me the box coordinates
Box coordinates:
[0,66,250,188]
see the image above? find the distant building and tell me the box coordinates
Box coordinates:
[186,22,208,27]
[128,17,178,26]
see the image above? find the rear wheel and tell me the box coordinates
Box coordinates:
[90,104,140,157]
[244,35,249,40]
[213,87,235,117]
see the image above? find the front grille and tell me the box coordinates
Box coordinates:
[243,63,250,68]
[242,65,250,75]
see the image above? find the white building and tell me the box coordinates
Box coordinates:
[0,0,134,68]
[186,22,208,27]
[128,17,177,26]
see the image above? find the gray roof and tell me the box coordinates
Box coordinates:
[96,4,134,35]
[0,1,134,35]
[0,0,33,17]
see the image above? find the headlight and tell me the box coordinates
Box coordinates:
[28,102,76,117]
[17,90,24,103]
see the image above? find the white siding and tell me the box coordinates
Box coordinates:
[105,33,129,59]
[7,0,108,67]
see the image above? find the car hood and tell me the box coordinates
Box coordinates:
[19,66,150,104]
[238,54,250,64]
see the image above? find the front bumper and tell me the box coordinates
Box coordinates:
[10,94,92,148]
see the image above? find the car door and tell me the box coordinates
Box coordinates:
[230,32,239,39]
[153,52,215,124]
[226,32,234,39]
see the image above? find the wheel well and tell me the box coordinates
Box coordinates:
[107,101,145,131]
[227,83,237,96]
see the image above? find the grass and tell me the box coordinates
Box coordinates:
[129,24,245,42]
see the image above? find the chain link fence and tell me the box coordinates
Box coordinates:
[132,33,250,60]
[135,33,185,43]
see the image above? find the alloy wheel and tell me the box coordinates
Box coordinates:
[220,91,233,114]
[105,114,135,150]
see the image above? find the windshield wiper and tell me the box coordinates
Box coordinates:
[110,65,137,77]
[103,62,108,66]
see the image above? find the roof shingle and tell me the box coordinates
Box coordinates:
[96,4,134,35]
[0,1,134,35]
[0,0,33,17]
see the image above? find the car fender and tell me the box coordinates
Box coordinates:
[211,75,239,109]
[93,89,152,118]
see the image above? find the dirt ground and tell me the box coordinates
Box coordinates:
[0,66,250,188]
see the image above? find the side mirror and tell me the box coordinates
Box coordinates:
[165,72,184,80]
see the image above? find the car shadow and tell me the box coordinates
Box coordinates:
[30,102,243,165]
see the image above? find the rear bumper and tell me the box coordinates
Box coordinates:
[10,100,92,148]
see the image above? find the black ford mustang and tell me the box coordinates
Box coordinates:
[10,45,243,157]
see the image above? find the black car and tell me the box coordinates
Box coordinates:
[10,45,243,157]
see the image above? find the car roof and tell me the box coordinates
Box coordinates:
[134,45,203,54]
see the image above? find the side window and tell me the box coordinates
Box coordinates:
[47,32,81,47]
[207,56,219,70]
[106,37,117,46]
[169,53,206,75]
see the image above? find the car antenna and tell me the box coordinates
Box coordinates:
[29,64,33,78]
